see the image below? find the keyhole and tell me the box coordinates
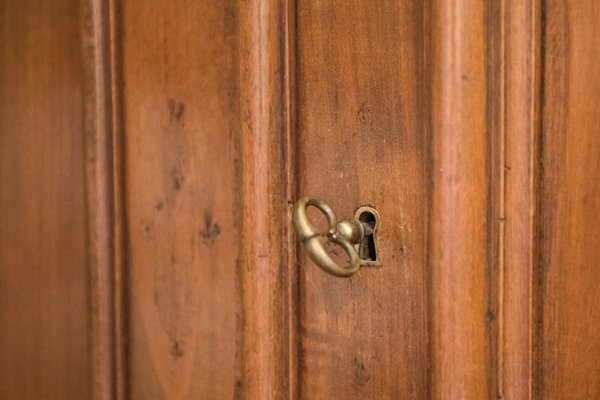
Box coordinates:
[355,206,382,267]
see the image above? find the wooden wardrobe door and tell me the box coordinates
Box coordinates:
[3,1,600,399]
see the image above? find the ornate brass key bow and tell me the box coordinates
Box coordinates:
[292,197,381,278]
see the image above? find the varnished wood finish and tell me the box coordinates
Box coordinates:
[83,0,120,397]
[4,1,600,399]
[503,0,540,398]
[428,1,492,398]
[537,1,600,397]
[238,0,297,398]
[107,0,128,397]
[0,0,90,398]
[120,0,240,398]
[297,2,428,398]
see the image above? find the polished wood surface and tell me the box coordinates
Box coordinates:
[2,1,600,399]
[428,1,492,398]
[297,2,428,398]
[503,0,540,398]
[84,0,121,397]
[0,0,90,398]
[537,1,600,397]
[237,0,297,398]
[119,0,240,398]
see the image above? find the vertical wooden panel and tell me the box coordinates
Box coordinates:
[0,1,90,399]
[537,1,600,397]
[237,0,297,398]
[120,0,240,398]
[503,0,540,398]
[428,1,491,398]
[296,1,429,398]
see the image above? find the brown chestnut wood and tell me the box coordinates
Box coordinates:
[428,1,493,398]
[0,0,90,398]
[118,0,241,398]
[237,0,297,398]
[83,0,121,397]
[3,0,600,399]
[296,1,429,398]
[503,1,540,398]
[536,1,600,398]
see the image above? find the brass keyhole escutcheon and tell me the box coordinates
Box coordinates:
[292,197,381,278]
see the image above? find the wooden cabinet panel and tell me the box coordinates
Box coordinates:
[119,0,240,398]
[296,2,428,398]
[2,1,600,399]
[0,1,89,398]
[537,1,600,397]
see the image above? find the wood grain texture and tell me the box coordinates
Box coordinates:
[237,0,298,398]
[5,1,600,399]
[82,0,120,397]
[120,0,240,398]
[537,1,600,397]
[296,1,429,398]
[503,0,540,398]
[107,0,128,397]
[0,0,90,398]
[428,1,492,398]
